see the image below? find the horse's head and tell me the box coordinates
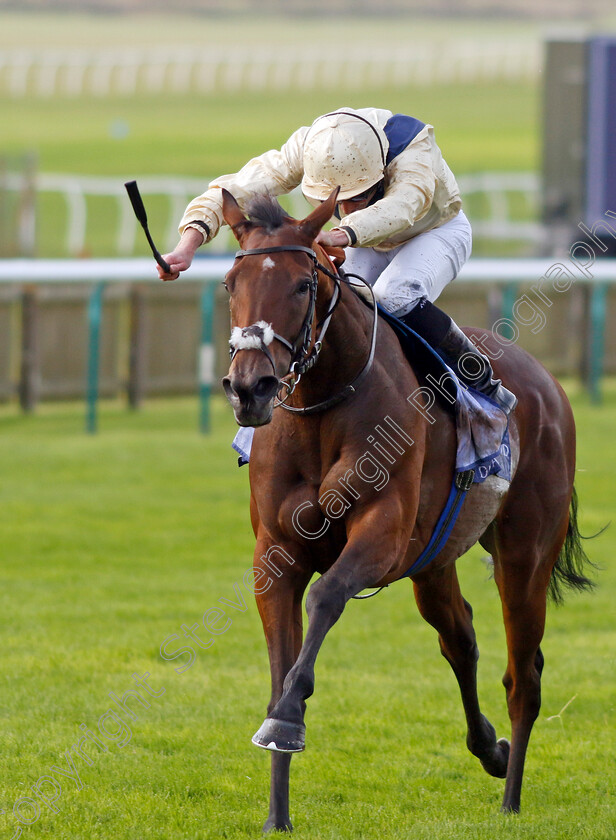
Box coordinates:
[220,187,339,427]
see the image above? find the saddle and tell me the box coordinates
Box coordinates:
[351,289,511,485]
[376,304,459,414]
[318,251,512,485]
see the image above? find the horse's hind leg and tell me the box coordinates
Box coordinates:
[413,564,510,777]
[492,541,556,813]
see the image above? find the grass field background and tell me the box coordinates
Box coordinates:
[1,12,615,838]
[0,385,614,839]
[4,81,539,256]
[1,11,550,178]
[0,12,545,258]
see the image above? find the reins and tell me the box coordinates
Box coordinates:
[231,244,378,416]
[232,243,387,601]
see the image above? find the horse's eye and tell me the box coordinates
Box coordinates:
[222,280,229,292]
[296,280,312,295]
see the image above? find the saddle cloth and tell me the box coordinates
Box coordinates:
[377,306,511,485]
[232,306,512,486]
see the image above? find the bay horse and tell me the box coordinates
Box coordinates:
[219,186,593,832]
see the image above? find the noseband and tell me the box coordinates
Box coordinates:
[229,244,378,415]
[230,245,325,388]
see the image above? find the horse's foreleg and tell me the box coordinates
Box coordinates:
[253,527,400,754]
[255,559,310,833]
[252,573,352,753]
[412,565,510,778]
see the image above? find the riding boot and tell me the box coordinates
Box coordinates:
[400,298,517,416]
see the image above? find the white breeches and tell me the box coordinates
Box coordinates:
[342,210,473,317]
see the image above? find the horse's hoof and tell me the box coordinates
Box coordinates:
[263,816,293,833]
[480,737,510,778]
[252,718,305,753]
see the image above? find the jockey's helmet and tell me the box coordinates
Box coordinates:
[301,110,388,205]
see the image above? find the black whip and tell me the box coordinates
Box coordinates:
[124,180,171,273]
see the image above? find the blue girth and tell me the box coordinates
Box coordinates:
[400,468,475,578]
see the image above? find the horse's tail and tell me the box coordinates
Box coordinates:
[548,486,600,604]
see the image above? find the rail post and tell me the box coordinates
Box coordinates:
[19,286,39,411]
[588,282,607,404]
[85,282,105,433]
[199,281,216,434]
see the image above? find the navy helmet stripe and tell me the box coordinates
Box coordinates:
[384,114,427,165]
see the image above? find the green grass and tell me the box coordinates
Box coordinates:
[1,85,538,179]
[0,12,541,257]
[0,12,552,50]
[0,385,614,839]
[1,12,543,177]
[3,82,538,258]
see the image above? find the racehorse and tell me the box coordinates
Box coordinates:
[219,186,593,832]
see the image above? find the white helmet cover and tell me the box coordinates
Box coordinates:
[301,110,388,204]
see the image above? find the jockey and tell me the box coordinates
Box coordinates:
[160,107,516,415]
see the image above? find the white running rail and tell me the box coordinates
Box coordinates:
[1,172,543,257]
[0,42,541,97]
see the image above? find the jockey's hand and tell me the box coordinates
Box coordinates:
[315,228,352,248]
[157,228,204,281]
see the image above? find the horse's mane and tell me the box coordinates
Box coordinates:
[245,194,291,232]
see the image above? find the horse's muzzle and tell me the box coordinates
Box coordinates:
[222,373,280,426]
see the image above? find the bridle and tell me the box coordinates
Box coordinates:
[229,244,378,416]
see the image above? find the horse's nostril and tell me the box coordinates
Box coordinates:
[222,377,236,399]
[223,374,278,406]
[253,376,280,402]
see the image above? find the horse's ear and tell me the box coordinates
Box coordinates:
[221,189,250,242]
[298,187,340,241]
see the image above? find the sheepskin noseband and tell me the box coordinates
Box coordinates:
[229,321,275,352]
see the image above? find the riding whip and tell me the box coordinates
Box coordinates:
[124,180,171,273]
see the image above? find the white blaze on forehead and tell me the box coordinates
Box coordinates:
[262,256,276,270]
